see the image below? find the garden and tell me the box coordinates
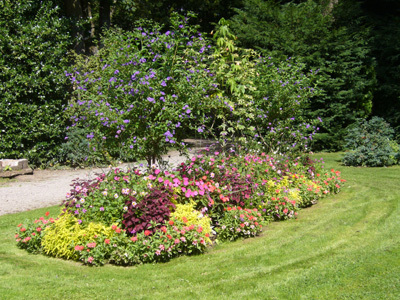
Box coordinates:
[12,13,348,267]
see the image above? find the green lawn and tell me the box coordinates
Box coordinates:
[0,153,399,299]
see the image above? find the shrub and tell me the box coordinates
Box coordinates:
[343,117,400,167]
[170,202,213,243]
[63,168,143,226]
[0,0,75,167]
[207,19,320,155]
[65,13,218,166]
[41,213,114,260]
[122,186,175,235]
[230,0,376,151]
[15,211,56,254]
[217,207,265,241]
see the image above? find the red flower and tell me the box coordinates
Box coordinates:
[87,242,96,248]
[197,226,203,233]
[36,227,42,232]
[167,234,172,240]
[240,223,245,228]
[20,227,26,232]
[104,239,110,244]
[182,216,188,223]
[168,220,174,226]
[131,236,138,242]
[17,223,22,228]
[45,211,50,217]
[74,245,84,251]
[111,225,117,230]
[144,230,151,236]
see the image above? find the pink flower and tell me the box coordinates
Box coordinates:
[180,237,186,242]
[105,239,110,244]
[174,238,180,244]
[87,256,94,263]
[154,169,160,175]
[87,242,97,248]
[283,208,288,214]
[158,177,164,183]
[155,250,161,256]
[74,245,84,251]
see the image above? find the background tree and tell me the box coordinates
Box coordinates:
[361,0,400,138]
[230,0,376,150]
[0,0,75,167]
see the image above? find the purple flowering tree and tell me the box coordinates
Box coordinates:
[65,13,218,166]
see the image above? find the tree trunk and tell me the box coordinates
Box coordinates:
[63,0,85,53]
[99,0,111,32]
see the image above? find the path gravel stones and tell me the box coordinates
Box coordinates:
[0,149,199,216]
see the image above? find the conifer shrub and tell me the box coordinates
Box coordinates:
[343,117,400,167]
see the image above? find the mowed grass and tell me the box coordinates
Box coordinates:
[0,153,399,299]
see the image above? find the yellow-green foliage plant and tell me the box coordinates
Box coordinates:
[42,213,114,260]
[170,202,213,244]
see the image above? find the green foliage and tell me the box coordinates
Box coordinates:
[217,207,265,241]
[0,0,75,166]
[365,3,400,137]
[230,0,376,150]
[15,211,55,254]
[41,213,114,260]
[16,151,345,266]
[170,202,213,243]
[343,117,400,167]
[208,19,319,154]
[66,13,217,166]
[58,126,111,167]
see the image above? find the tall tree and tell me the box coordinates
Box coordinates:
[230,0,376,150]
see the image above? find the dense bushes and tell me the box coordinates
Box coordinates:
[15,151,345,266]
[66,14,319,167]
[343,117,400,167]
[230,0,376,150]
[0,0,75,167]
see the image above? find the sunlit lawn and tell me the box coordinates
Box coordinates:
[0,153,399,299]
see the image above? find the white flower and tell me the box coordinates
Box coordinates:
[102,191,108,196]
[80,198,85,204]
[114,193,119,199]
[132,201,137,207]
[123,206,128,211]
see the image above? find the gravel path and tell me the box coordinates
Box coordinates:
[0,150,198,216]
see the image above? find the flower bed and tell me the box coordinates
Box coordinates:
[15,151,345,266]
